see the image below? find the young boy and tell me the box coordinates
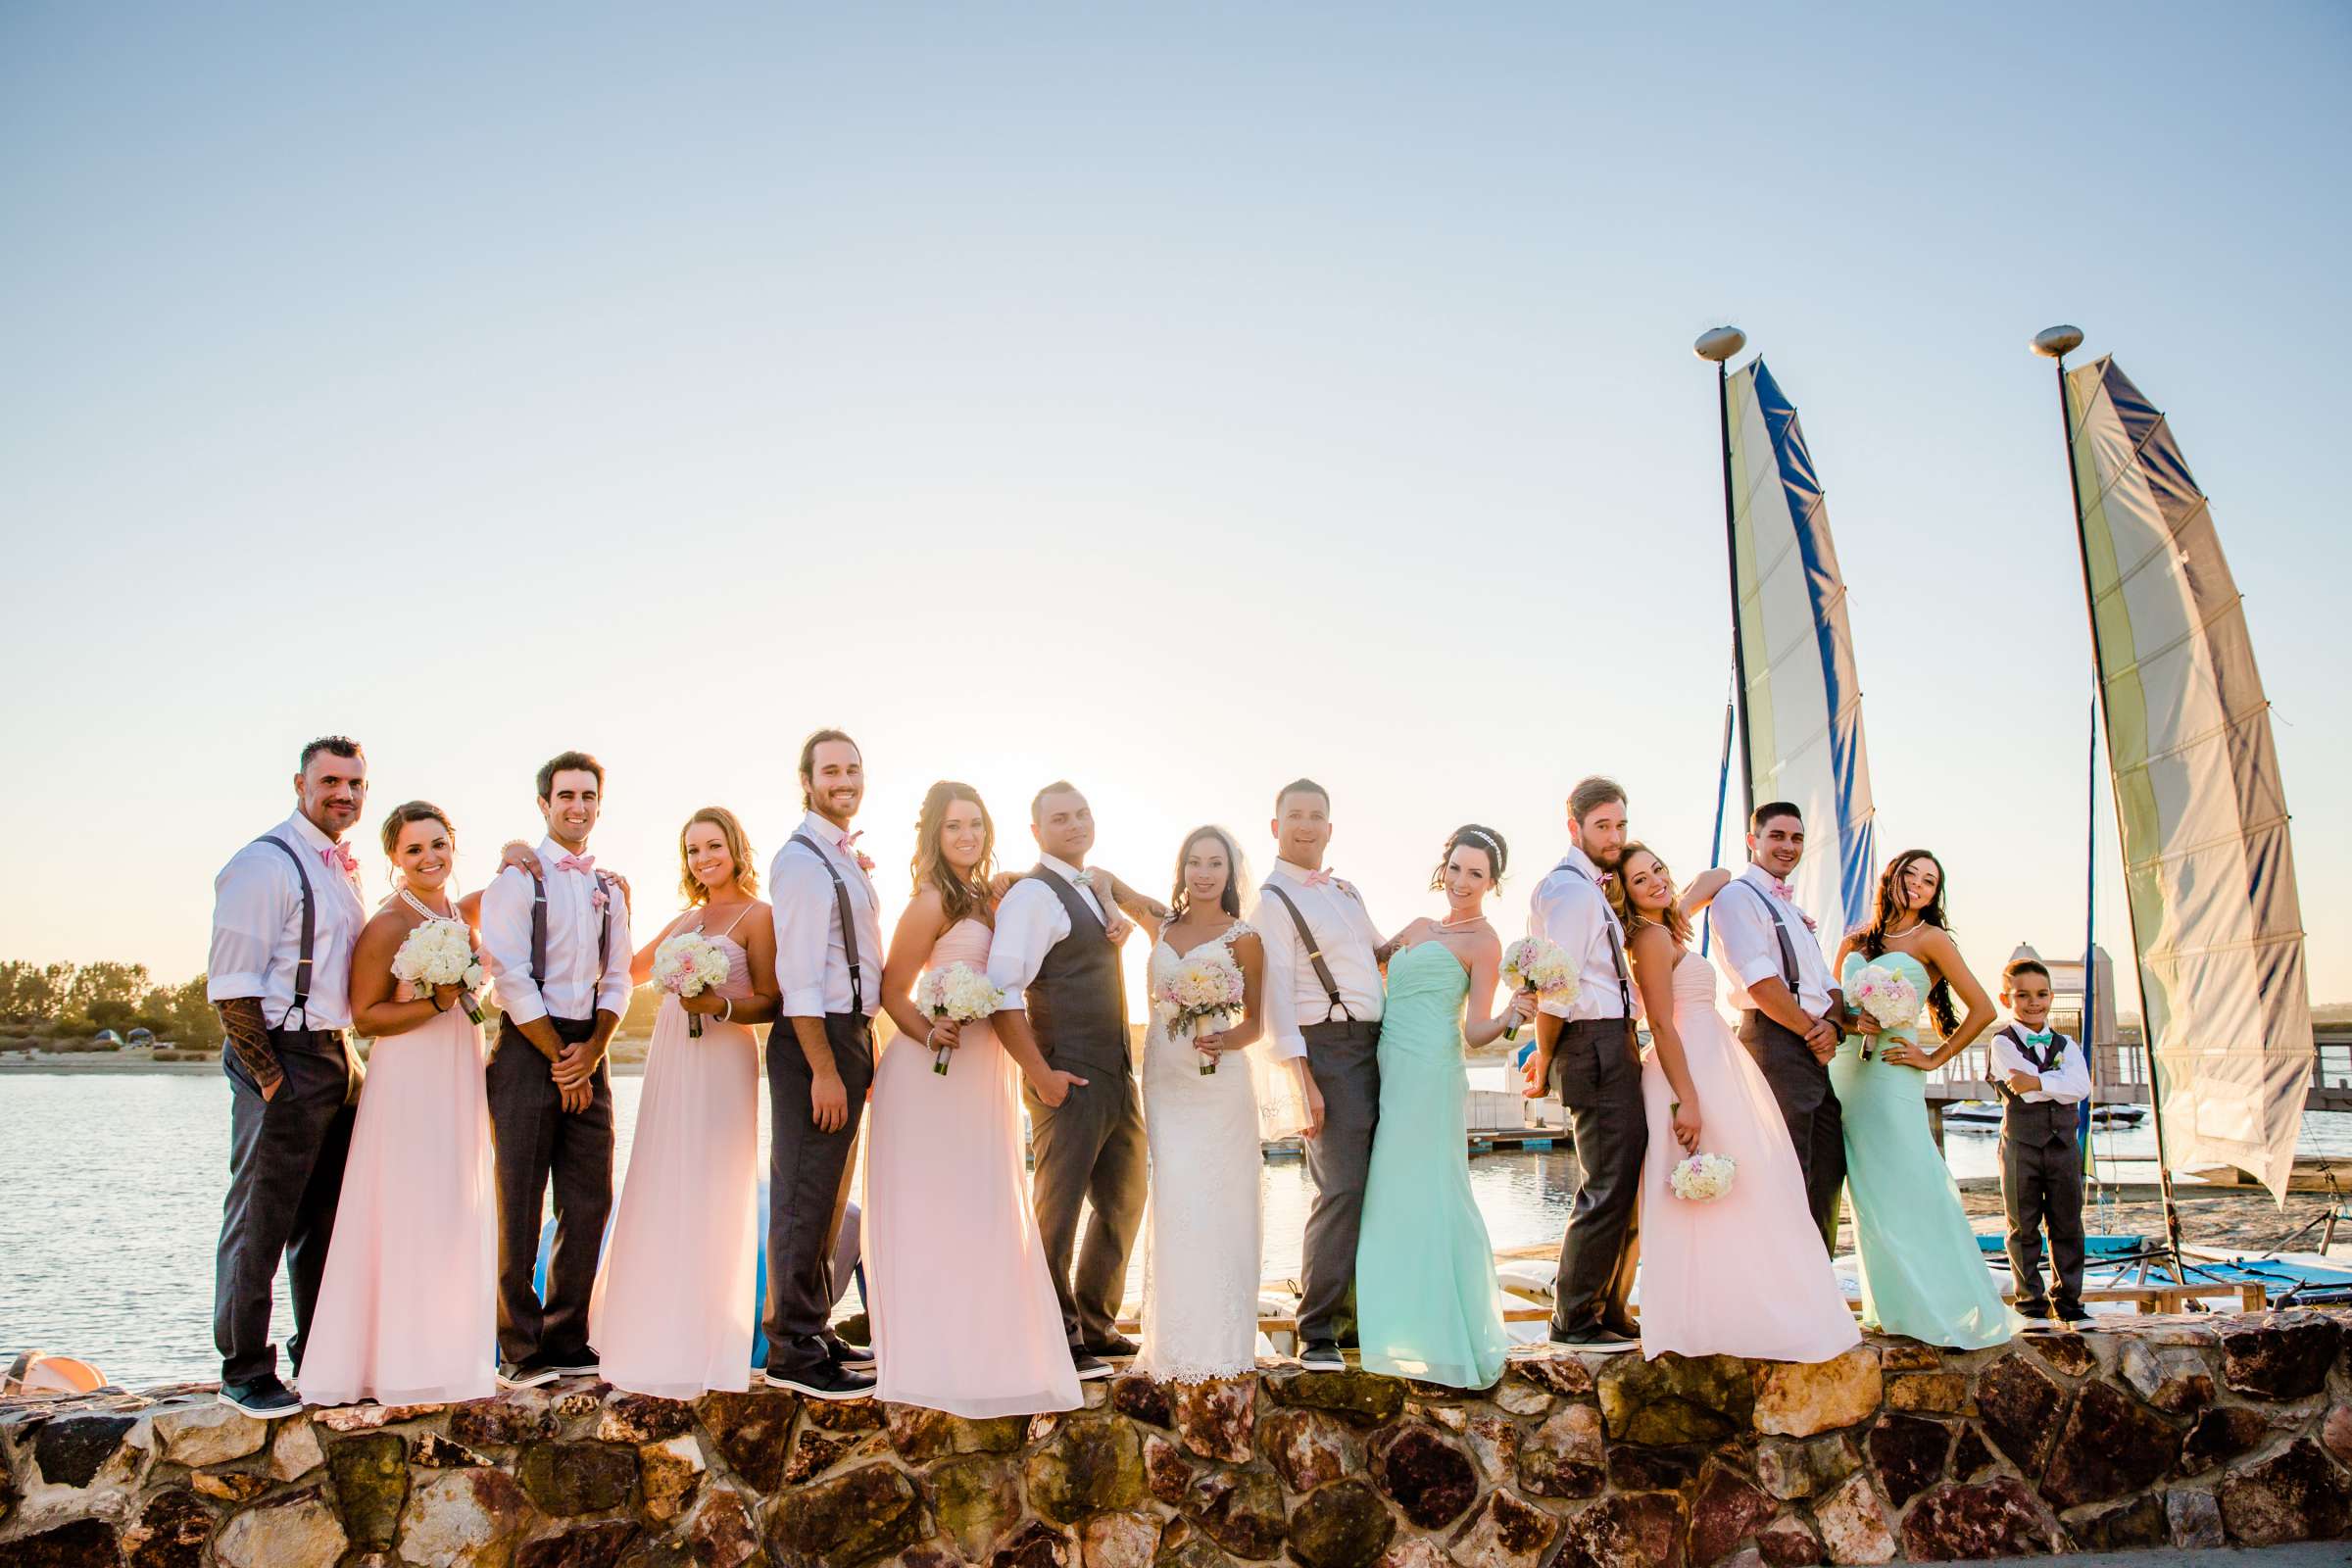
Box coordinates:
[1989,958,2093,1324]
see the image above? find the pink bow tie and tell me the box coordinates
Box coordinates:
[1769,877,1795,902]
[1302,869,1336,888]
[320,843,357,875]
[557,854,596,874]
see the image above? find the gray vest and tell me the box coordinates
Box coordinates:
[1025,866,1129,1072]
[1998,1025,2081,1149]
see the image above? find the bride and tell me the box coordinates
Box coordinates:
[1134,825,1299,1382]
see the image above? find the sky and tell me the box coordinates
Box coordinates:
[3,4,2348,1015]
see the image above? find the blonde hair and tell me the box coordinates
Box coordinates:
[678,807,759,907]
[1607,842,1691,946]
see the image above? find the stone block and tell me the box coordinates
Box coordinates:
[1754,1518,1822,1568]
[2178,1404,2271,1476]
[1516,1401,1605,1497]
[2117,1339,2213,1414]
[2021,1332,2094,1379]
[1024,1416,1145,1526]
[1811,1471,1895,1565]
[694,1391,797,1492]
[928,1454,1022,1559]
[1460,1412,1518,1486]
[516,1440,638,1517]
[1895,1478,2054,1560]
[1752,1348,1882,1439]
[2065,1494,2166,1552]
[1109,1378,1172,1429]
[595,1394,694,1446]
[1883,1375,1968,1416]
[270,1417,326,1481]
[1078,1510,1160,1568]
[2216,1437,2352,1546]
[395,1467,533,1567]
[2164,1488,2224,1550]
[2038,1381,2178,1508]
[1688,1456,1775,1565]
[1599,1353,1754,1446]
[1555,1492,1688,1568]
[684,1489,762,1568]
[2219,1311,2343,1399]
[213,1487,348,1568]
[1446,1489,1556,1568]
[514,1520,640,1568]
[1865,1415,1949,1510]
[1286,1477,1394,1568]
[1259,1407,1362,1494]
[1369,1423,1477,1530]
[148,1402,267,1467]
[120,1487,213,1568]
[451,1395,558,1449]
[638,1434,704,1524]
[1170,1379,1254,1465]
[1182,1465,1286,1560]
[1755,1434,1858,1502]
[1508,1356,1595,1398]
[1265,1370,1406,1426]
[413,1432,494,1469]
[1970,1352,2066,1479]
[762,1462,922,1568]
[0,1520,122,1567]
[327,1431,411,1550]
[2328,1403,2352,1467]
[31,1414,135,1488]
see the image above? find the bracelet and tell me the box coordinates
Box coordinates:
[720,997,735,1024]
[430,994,449,1013]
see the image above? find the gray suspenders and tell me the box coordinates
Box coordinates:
[529,866,615,1001]
[1262,883,1350,1023]
[254,835,317,1030]
[1565,864,1635,1018]
[790,832,863,1016]
[1734,880,1804,989]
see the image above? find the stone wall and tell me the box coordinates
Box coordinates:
[3,1311,2349,1567]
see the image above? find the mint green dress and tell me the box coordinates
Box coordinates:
[1831,951,2022,1349]
[1354,943,1512,1389]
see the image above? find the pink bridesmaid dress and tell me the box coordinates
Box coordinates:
[301,963,497,1405]
[864,917,1080,1417]
[590,910,760,1397]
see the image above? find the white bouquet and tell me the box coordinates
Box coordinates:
[653,931,733,1037]
[918,961,1005,1075]
[391,917,486,1024]
[1849,962,1921,1061]
[1667,1151,1738,1201]
[1499,936,1580,1042]
[1156,950,1246,1075]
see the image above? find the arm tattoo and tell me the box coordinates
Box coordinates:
[218,997,281,1094]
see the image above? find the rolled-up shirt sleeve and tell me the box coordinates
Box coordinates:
[1256,897,1307,1060]
[479,868,548,1026]
[772,853,832,1018]
[596,885,635,1017]
[986,881,1061,1010]
[1710,885,1783,991]
[207,850,281,1004]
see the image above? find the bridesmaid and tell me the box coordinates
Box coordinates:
[301,803,496,1406]
[866,781,1087,1414]
[1829,850,2019,1349]
[588,808,779,1397]
[1354,825,1533,1390]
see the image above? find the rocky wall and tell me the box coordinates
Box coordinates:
[3,1311,2348,1567]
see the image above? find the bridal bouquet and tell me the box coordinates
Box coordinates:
[391,917,487,1024]
[1156,951,1246,1075]
[653,931,732,1037]
[1499,936,1579,1042]
[1850,962,1921,1061]
[1667,1151,1738,1202]
[918,962,1005,1075]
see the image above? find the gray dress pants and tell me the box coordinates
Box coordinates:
[2002,1133,2086,1311]
[1024,1054,1148,1349]
[1740,1011,1845,1251]
[763,1011,874,1375]
[1548,1017,1645,1335]
[216,1030,357,1383]
[1297,1018,1381,1346]
[487,1015,613,1365]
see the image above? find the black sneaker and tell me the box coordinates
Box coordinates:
[1298,1341,1346,1371]
[2055,1302,2094,1327]
[1546,1325,1639,1352]
[543,1351,602,1378]
[497,1357,560,1390]
[1072,1352,1114,1382]
[1081,1334,1140,1360]
[826,1337,877,1374]
[767,1361,877,1401]
[219,1374,303,1418]
[2015,1301,2055,1322]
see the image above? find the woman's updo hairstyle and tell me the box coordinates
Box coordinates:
[380,801,455,858]
[1428,823,1508,890]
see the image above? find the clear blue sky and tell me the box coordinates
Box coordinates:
[4,4,2347,1007]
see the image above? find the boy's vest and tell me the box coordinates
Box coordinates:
[1997,1023,2080,1148]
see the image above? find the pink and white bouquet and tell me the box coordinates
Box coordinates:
[1499,936,1580,1041]
[1849,962,1921,1061]
[1156,950,1247,1075]
[391,917,487,1024]
[1667,1151,1738,1201]
[653,931,732,1037]
[918,962,1005,1075]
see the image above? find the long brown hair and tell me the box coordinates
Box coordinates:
[678,807,759,907]
[1858,849,1958,1035]
[910,780,997,929]
[1606,842,1691,946]
[1168,825,1246,919]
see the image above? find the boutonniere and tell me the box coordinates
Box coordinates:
[1796,909,1819,933]
[1073,868,1096,889]
[591,887,610,912]
[854,851,876,873]
[1594,871,1616,887]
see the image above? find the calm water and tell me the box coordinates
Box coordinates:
[4,1070,2345,1390]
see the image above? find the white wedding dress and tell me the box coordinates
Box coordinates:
[1135,921,1269,1382]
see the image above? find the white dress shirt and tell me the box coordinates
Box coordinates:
[987,856,1108,1011]
[770,810,885,1018]
[208,810,369,1030]
[1254,858,1386,1060]
[1987,1023,2092,1104]
[480,837,635,1025]
[1527,846,1634,1022]
[1709,863,1836,1015]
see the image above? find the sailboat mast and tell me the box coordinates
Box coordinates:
[2035,323,2185,1277]
[1697,326,1755,819]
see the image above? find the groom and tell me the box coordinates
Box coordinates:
[988,781,1167,1380]
[1525,777,1645,1350]
[1710,802,1847,1250]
